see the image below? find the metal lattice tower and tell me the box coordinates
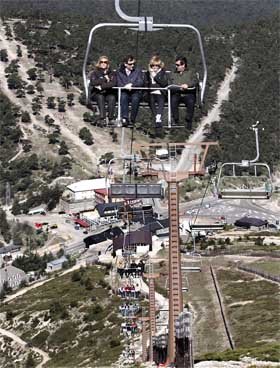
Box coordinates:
[135,141,217,363]
[143,260,160,363]
[138,316,150,362]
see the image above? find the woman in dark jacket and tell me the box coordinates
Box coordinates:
[145,56,169,128]
[90,55,116,126]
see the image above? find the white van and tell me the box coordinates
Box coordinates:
[28,207,46,216]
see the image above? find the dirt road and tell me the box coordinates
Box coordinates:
[0,327,50,368]
[177,57,239,171]
[0,19,123,172]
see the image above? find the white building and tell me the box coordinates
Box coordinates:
[0,265,27,292]
[64,178,109,201]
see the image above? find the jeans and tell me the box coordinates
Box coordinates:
[120,91,141,122]
[171,92,196,128]
[149,93,165,118]
[93,92,116,120]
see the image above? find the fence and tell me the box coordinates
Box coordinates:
[238,265,280,284]
[202,250,280,258]
[210,266,235,350]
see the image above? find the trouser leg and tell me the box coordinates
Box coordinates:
[149,94,157,117]
[171,93,180,123]
[130,92,141,122]
[94,93,106,119]
[156,94,165,116]
[120,91,129,120]
[182,93,196,129]
[106,93,116,120]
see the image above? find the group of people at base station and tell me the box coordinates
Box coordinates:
[89,54,198,131]
[116,257,146,278]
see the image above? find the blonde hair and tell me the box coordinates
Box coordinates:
[149,55,164,69]
[95,55,110,68]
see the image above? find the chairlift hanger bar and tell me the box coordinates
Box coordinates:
[83,1,207,105]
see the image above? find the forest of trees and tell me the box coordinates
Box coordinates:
[205,14,280,170]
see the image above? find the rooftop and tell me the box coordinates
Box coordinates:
[67,178,108,193]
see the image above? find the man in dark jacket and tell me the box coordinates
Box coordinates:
[116,55,144,127]
[169,56,198,130]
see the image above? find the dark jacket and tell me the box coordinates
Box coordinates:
[116,65,144,88]
[144,68,169,95]
[90,67,116,94]
[169,68,198,92]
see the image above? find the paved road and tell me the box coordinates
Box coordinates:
[183,197,279,224]
[153,195,279,225]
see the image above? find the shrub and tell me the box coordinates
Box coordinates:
[110,338,121,348]
[79,127,94,145]
[31,330,49,348]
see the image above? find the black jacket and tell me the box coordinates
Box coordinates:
[90,67,116,94]
[144,68,169,95]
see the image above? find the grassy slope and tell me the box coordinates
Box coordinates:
[248,260,280,277]
[1,265,123,368]
[214,267,280,361]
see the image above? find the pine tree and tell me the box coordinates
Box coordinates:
[58,141,69,155]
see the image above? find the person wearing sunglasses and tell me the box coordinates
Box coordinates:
[116,55,144,127]
[144,55,169,132]
[90,55,117,126]
[169,56,198,130]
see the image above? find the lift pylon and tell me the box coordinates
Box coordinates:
[143,261,160,363]
[135,141,217,363]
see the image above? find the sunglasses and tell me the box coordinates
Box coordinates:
[100,60,108,64]
[151,64,160,67]
[127,62,135,66]
[175,63,182,67]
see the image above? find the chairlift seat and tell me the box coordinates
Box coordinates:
[218,189,271,199]
[181,266,201,272]
[216,161,273,200]
[190,223,225,231]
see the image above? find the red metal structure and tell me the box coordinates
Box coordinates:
[136,141,217,363]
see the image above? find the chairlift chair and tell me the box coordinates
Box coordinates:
[182,252,202,272]
[215,122,273,200]
[216,162,273,199]
[83,0,207,129]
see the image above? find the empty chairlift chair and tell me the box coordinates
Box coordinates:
[215,122,273,200]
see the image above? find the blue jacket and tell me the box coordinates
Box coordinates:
[116,65,144,88]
